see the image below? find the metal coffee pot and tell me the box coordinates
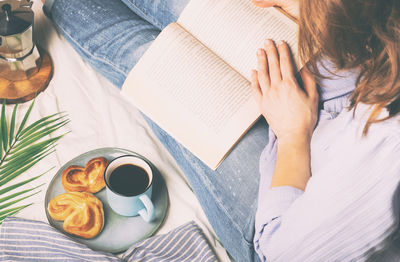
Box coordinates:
[0,0,41,81]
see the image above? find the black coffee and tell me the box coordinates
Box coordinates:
[109,164,149,196]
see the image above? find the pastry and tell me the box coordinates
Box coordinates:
[47,192,104,239]
[61,157,108,193]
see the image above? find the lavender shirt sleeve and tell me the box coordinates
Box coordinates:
[253,105,337,261]
[253,129,305,261]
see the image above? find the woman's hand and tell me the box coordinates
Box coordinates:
[252,0,299,20]
[251,40,318,143]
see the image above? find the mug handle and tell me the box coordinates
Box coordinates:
[138,195,155,222]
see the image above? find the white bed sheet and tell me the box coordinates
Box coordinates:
[4,3,230,261]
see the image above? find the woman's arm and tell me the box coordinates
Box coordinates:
[272,135,311,190]
[251,39,318,190]
[251,39,318,260]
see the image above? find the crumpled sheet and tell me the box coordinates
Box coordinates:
[3,2,230,261]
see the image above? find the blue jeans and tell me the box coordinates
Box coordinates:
[46,1,268,261]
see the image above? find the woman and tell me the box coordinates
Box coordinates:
[44,0,400,261]
[252,0,400,261]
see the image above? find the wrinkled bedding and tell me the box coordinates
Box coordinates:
[8,3,230,261]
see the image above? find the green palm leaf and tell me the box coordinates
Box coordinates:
[0,99,68,224]
[0,191,41,211]
[15,98,35,137]
[0,148,55,185]
[0,170,51,195]
[18,112,67,139]
[9,104,18,147]
[0,204,32,225]
[0,184,43,204]
[1,101,8,152]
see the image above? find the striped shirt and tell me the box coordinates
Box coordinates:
[254,94,400,261]
[0,217,218,262]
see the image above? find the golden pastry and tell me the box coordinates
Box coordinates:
[61,157,108,193]
[47,192,104,239]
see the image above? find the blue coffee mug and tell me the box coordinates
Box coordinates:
[104,155,155,222]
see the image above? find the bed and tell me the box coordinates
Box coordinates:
[7,2,231,261]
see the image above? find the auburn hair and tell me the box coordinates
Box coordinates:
[299,0,400,134]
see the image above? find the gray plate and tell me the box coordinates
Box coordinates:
[44,147,169,254]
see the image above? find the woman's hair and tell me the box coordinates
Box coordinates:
[299,0,400,134]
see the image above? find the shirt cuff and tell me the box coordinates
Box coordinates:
[255,186,304,233]
[254,186,304,261]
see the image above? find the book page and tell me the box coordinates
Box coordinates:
[178,0,299,80]
[122,23,260,169]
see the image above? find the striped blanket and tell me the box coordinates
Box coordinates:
[0,217,218,262]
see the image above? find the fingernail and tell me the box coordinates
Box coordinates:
[265,39,274,46]
[257,49,263,55]
[278,40,285,46]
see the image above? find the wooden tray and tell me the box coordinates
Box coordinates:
[0,48,53,104]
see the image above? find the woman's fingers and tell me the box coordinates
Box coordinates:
[264,39,282,84]
[251,70,262,104]
[254,39,297,99]
[256,48,270,93]
[300,67,317,98]
[277,41,295,80]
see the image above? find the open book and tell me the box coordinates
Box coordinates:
[122,0,298,169]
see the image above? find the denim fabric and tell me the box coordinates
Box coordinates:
[145,115,267,262]
[120,0,188,30]
[48,0,161,87]
[47,0,265,261]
